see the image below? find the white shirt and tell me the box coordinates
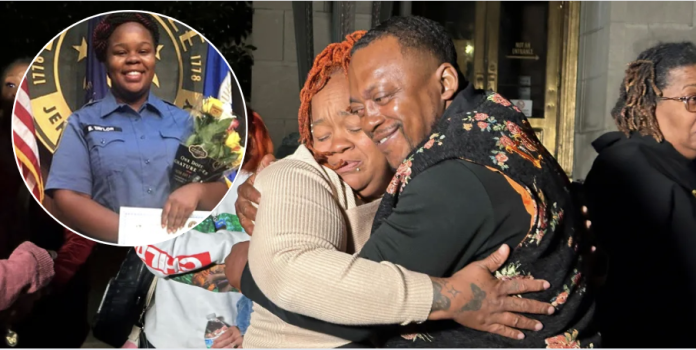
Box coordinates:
[141,171,252,348]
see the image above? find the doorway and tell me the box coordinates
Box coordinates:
[411,1,580,176]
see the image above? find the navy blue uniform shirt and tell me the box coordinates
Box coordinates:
[46,92,194,213]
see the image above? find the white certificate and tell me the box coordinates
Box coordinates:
[118,207,212,246]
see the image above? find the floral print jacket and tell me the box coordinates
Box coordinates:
[372,84,600,348]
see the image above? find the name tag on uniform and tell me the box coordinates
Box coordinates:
[83,125,123,134]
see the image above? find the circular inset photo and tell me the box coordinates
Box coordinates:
[10,10,248,246]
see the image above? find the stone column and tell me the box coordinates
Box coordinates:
[250,2,373,149]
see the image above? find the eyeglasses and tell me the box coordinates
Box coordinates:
[661,95,696,113]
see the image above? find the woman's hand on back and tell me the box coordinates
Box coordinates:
[224,241,250,290]
[236,176,260,235]
[236,154,276,235]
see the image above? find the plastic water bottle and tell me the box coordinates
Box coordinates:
[204,313,230,348]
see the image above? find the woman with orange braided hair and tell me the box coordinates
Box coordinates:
[225,31,554,349]
[45,12,228,244]
[584,42,696,347]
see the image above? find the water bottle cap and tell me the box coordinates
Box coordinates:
[206,313,216,320]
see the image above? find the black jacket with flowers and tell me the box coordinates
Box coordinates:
[366,84,600,348]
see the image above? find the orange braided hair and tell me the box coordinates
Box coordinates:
[242,108,274,173]
[298,30,366,164]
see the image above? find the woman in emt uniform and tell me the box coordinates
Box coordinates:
[46,13,228,244]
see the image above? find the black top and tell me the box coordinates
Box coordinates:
[584,131,696,348]
[241,158,531,343]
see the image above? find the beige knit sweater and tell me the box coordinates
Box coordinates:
[243,145,433,348]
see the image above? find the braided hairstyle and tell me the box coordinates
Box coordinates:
[298,30,366,162]
[92,12,160,62]
[242,107,274,173]
[612,42,696,141]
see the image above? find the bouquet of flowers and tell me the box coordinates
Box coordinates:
[170,96,245,191]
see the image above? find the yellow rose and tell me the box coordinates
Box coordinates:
[202,97,224,119]
[225,131,241,149]
[231,147,245,168]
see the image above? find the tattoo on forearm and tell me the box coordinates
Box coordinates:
[431,278,452,312]
[448,286,461,298]
[460,283,486,312]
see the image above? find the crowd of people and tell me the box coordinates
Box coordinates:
[1,11,695,349]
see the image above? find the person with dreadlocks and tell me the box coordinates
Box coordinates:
[584,41,696,348]
[226,30,557,349]
[45,12,228,244]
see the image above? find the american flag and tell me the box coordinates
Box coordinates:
[12,79,44,203]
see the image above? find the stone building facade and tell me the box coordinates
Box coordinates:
[248,1,696,180]
[248,1,375,151]
[574,1,696,178]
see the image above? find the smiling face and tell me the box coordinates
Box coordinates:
[655,64,696,160]
[1,63,29,115]
[348,35,458,169]
[105,21,156,106]
[310,72,393,200]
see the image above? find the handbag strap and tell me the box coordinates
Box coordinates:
[145,277,158,308]
[137,277,158,327]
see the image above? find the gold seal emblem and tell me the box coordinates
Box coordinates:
[26,13,210,153]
